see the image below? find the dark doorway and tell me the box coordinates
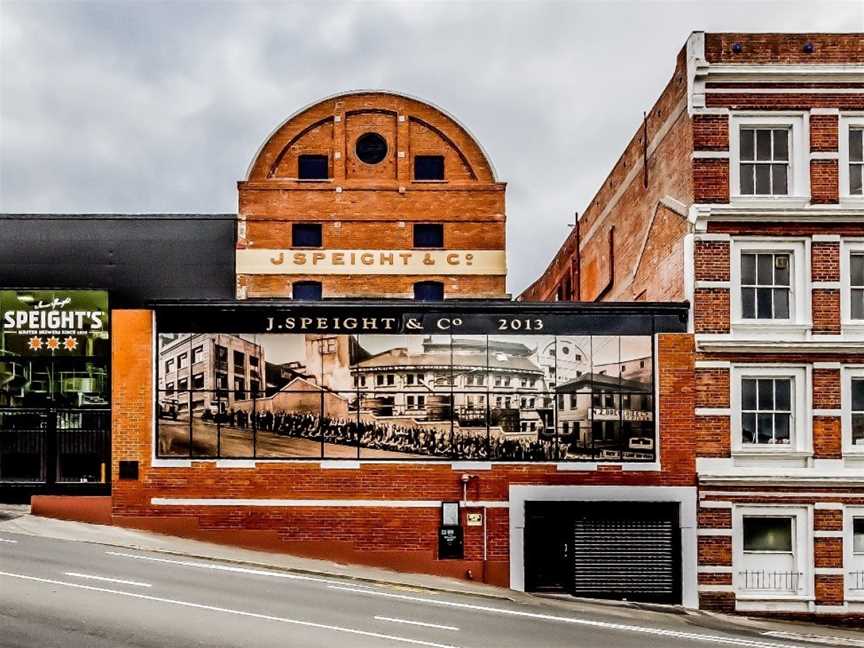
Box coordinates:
[524,501,681,604]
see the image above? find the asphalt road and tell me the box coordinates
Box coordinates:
[0,532,817,648]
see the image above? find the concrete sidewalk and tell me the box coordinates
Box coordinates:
[1,504,861,644]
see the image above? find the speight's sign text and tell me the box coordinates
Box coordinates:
[3,298,105,334]
[236,249,506,276]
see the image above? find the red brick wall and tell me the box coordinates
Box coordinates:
[238,92,506,299]
[695,368,729,408]
[694,241,730,282]
[111,321,697,586]
[693,289,730,333]
[693,159,729,203]
[704,33,864,64]
[811,242,840,281]
[811,160,839,204]
[693,115,729,151]
[810,115,839,152]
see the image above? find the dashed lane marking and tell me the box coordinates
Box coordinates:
[0,570,463,648]
[375,616,459,631]
[327,585,801,648]
[65,572,152,588]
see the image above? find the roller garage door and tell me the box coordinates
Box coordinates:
[524,501,681,604]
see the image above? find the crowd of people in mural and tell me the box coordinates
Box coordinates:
[198,408,560,460]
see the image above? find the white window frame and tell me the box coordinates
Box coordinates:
[845,506,864,601]
[733,505,812,601]
[730,365,811,456]
[730,239,811,336]
[842,366,864,458]
[841,240,864,335]
[840,114,864,203]
[730,113,810,206]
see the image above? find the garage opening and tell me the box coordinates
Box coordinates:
[524,501,681,604]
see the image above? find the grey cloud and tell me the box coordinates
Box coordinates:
[1,0,862,293]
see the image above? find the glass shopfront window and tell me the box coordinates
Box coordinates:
[1,290,110,484]
[155,325,656,463]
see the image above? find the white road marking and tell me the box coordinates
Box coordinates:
[375,616,459,631]
[0,570,462,648]
[0,538,18,544]
[763,631,864,647]
[328,586,797,648]
[64,572,152,588]
[104,551,348,587]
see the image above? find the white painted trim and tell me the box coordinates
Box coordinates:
[810,151,839,161]
[697,584,734,593]
[684,233,695,334]
[814,604,850,613]
[460,500,508,509]
[696,338,864,353]
[695,361,731,369]
[813,564,846,576]
[700,501,733,509]
[729,113,810,203]
[814,502,845,510]
[812,108,842,116]
[152,498,443,508]
[695,280,730,289]
[812,281,841,289]
[215,460,256,469]
[696,408,730,417]
[841,240,864,331]
[320,461,360,470]
[729,238,811,336]
[710,87,864,94]
[507,485,698,608]
[698,566,733,573]
[730,364,811,456]
[693,233,731,242]
[842,366,864,457]
[813,409,841,417]
[698,528,732,536]
[450,462,492,471]
[733,504,813,600]
[700,490,864,498]
[692,151,729,159]
[840,115,864,200]
[150,459,193,468]
[813,530,844,538]
[843,505,864,598]
[813,362,842,369]
[812,234,842,243]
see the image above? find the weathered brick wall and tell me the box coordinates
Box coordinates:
[704,33,864,64]
[520,47,693,302]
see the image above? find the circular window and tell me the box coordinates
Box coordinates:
[355,132,388,164]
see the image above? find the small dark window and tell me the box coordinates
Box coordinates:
[414,155,445,181]
[355,132,388,164]
[414,223,444,248]
[298,155,328,180]
[292,223,322,247]
[118,461,139,480]
[293,281,322,300]
[743,517,793,552]
[414,281,444,301]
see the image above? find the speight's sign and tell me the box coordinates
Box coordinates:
[236,249,507,276]
[0,290,109,355]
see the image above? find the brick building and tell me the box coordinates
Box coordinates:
[236,91,507,300]
[2,90,702,609]
[521,32,864,620]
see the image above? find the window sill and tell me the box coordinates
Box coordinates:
[732,450,812,463]
[729,196,811,209]
[730,322,811,339]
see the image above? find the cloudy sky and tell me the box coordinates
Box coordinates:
[1,1,861,294]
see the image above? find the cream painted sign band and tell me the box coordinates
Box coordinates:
[236,249,507,276]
